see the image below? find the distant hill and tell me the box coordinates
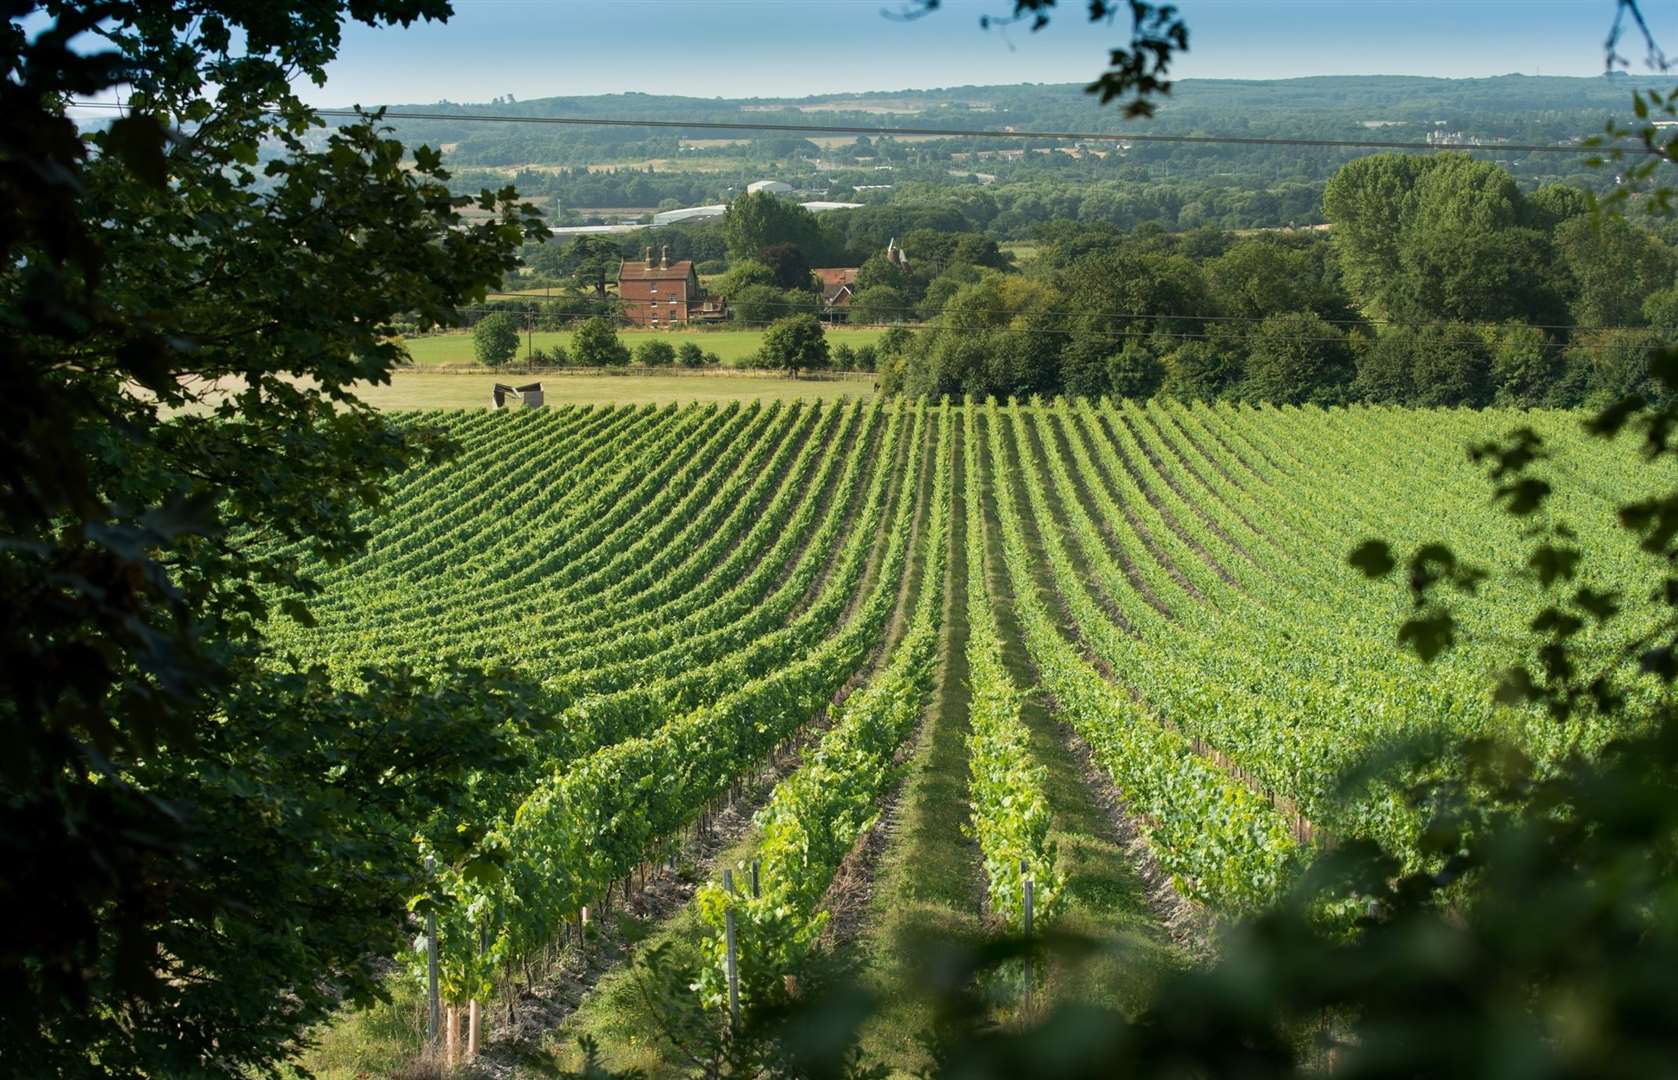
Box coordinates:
[336,74,1678,163]
[320,75,1670,236]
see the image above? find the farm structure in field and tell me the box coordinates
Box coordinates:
[617,245,727,327]
[490,381,545,408]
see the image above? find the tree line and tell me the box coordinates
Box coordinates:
[867,155,1678,407]
[504,156,1678,408]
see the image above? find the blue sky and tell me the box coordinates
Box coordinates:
[293,0,1675,105]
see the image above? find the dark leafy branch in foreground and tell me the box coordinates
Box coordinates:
[3,2,548,1075]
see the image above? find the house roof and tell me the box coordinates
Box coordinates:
[812,267,859,287]
[618,259,695,282]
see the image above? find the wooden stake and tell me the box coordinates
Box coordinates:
[467,999,480,1060]
[425,893,439,1047]
[724,868,741,1031]
[1022,859,1035,1015]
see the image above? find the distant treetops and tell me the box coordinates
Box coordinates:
[869,154,1677,407]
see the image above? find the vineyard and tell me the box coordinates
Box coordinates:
[273,397,1659,1072]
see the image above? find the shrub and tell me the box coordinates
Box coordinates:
[831,343,857,370]
[472,312,519,367]
[1160,341,1239,401]
[877,326,914,357]
[571,316,630,367]
[1644,284,1678,338]
[1570,328,1669,406]
[636,339,676,366]
[1487,324,1555,408]
[1108,341,1165,399]
[677,342,706,368]
[1240,312,1354,405]
[704,350,723,367]
[1408,324,1492,408]
[1351,331,1418,404]
[1059,336,1112,397]
[853,344,879,372]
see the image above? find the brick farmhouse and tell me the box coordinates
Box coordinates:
[617,245,726,326]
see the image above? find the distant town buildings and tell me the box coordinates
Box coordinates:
[652,204,727,226]
[646,197,862,228]
[746,179,793,195]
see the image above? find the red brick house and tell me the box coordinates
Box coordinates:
[617,245,726,326]
[812,267,859,321]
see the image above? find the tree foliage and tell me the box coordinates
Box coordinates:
[724,190,823,261]
[473,311,521,366]
[758,241,815,290]
[1,1,546,1073]
[572,315,631,366]
[756,313,830,376]
[1240,312,1355,405]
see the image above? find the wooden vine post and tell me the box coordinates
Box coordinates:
[1021,859,1035,1014]
[723,868,742,1030]
[467,924,486,1060]
[425,856,440,1051]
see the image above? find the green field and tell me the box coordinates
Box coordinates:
[352,370,875,409]
[401,326,890,367]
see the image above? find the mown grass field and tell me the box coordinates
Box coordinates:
[353,371,876,409]
[400,326,890,367]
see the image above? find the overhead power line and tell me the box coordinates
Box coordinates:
[64,99,1653,157]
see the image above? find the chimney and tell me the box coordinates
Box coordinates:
[643,245,652,266]
[659,245,670,269]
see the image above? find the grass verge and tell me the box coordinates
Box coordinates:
[848,413,987,1076]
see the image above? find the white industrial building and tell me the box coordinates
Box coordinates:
[651,204,727,226]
